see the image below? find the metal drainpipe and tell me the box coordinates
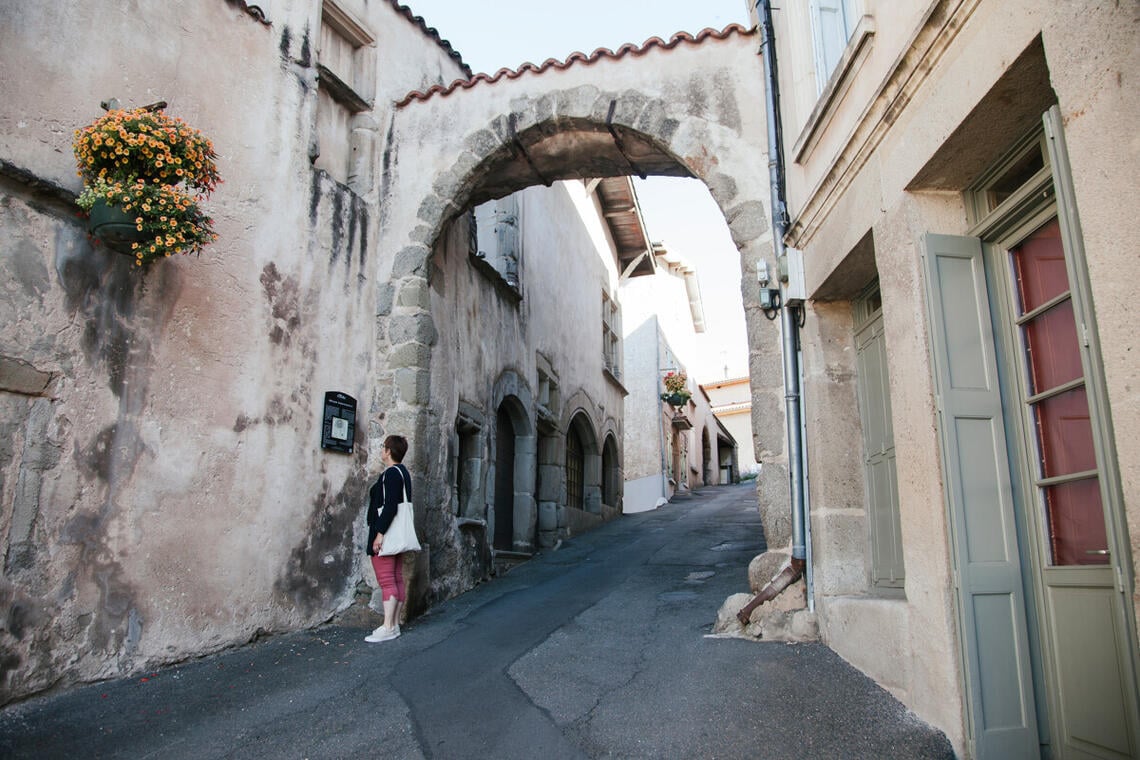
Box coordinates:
[738,0,809,624]
[656,325,669,504]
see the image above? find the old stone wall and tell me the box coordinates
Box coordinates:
[419,180,627,601]
[0,0,466,704]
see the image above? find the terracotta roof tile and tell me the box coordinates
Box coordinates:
[389,1,472,79]
[396,23,755,108]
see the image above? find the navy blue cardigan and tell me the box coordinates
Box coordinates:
[366,463,411,556]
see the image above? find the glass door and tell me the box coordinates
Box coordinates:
[1009,219,1108,567]
[1003,216,1136,759]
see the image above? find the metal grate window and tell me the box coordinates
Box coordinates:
[566,428,584,510]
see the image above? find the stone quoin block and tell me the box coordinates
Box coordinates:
[725,201,769,245]
[394,367,431,406]
[386,341,431,369]
[417,194,446,226]
[396,278,431,310]
[392,245,430,279]
[703,172,738,207]
[388,313,438,346]
[375,282,395,317]
[409,225,437,246]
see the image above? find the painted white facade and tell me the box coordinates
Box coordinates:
[621,246,736,512]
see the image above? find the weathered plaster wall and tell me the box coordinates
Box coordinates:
[422,180,626,600]
[620,315,665,496]
[0,0,466,704]
[621,265,729,505]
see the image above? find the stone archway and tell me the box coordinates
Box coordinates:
[375,26,788,593]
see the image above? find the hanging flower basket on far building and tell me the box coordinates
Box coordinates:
[660,370,691,407]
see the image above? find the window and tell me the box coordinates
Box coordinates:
[602,291,622,380]
[1006,220,1107,566]
[854,281,905,590]
[318,1,374,111]
[966,130,1050,224]
[472,194,521,290]
[566,426,584,510]
[314,1,375,184]
[810,0,859,93]
[454,415,482,518]
[536,359,560,430]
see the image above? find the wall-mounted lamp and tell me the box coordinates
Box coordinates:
[758,260,781,316]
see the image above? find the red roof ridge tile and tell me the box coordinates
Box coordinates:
[396,22,756,108]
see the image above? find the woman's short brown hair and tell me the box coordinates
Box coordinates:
[384,435,408,463]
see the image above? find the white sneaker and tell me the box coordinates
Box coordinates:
[365,625,400,643]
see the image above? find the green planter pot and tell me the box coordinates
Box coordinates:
[665,392,689,407]
[87,198,148,255]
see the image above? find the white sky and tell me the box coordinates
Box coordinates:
[406,0,755,382]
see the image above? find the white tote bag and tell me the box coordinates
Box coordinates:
[378,466,421,555]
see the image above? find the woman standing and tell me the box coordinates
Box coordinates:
[365,434,410,643]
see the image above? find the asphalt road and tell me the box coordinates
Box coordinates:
[0,483,955,759]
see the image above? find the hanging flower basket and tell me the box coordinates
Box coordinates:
[85,197,150,254]
[660,370,691,407]
[73,103,220,267]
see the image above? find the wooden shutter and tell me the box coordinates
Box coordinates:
[923,233,1039,758]
[855,308,904,587]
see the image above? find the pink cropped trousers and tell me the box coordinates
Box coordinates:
[370,554,405,602]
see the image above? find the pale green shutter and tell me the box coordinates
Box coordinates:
[855,307,904,588]
[923,233,1038,758]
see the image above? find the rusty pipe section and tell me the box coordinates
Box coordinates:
[736,557,805,626]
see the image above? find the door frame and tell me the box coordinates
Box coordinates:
[964,108,1140,756]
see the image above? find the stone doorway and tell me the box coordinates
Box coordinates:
[379,26,786,595]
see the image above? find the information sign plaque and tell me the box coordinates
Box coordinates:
[321,391,356,454]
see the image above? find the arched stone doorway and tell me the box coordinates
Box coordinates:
[376,27,787,593]
[602,433,620,509]
[565,411,600,515]
[491,394,536,554]
[493,403,517,551]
